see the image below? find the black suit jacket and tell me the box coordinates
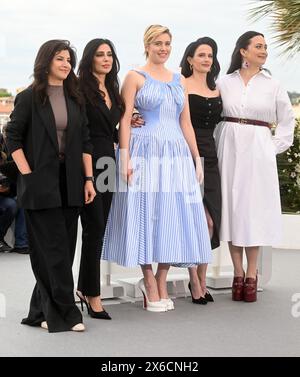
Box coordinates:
[85,92,121,172]
[86,92,121,178]
[5,87,92,210]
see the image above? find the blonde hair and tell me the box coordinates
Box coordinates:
[143,24,172,58]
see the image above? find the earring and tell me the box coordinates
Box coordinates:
[190,64,193,71]
[242,60,249,69]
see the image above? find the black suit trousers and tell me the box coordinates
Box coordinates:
[22,163,82,333]
[77,187,113,297]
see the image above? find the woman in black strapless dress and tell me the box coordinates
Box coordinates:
[180,37,222,303]
[189,95,222,249]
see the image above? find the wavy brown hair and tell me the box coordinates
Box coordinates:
[32,39,83,105]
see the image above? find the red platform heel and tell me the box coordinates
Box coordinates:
[244,276,258,303]
[232,276,245,301]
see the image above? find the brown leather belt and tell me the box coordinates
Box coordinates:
[222,116,272,129]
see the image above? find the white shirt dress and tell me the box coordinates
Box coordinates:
[214,69,295,247]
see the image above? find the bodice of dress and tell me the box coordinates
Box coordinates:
[218,70,284,123]
[217,70,295,154]
[132,70,185,139]
[188,94,222,130]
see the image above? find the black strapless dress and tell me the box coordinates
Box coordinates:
[189,94,222,249]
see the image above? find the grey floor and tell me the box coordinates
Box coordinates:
[0,249,300,357]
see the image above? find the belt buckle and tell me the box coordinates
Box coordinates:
[239,118,247,125]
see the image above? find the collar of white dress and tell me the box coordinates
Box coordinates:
[234,69,272,79]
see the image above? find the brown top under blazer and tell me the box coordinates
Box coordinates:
[5,87,93,210]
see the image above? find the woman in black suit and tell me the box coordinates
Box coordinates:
[5,40,96,333]
[76,39,124,318]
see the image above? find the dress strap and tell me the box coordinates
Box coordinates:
[131,69,148,78]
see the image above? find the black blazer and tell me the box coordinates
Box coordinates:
[5,87,92,210]
[86,91,121,166]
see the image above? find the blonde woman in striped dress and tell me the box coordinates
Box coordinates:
[102,25,212,312]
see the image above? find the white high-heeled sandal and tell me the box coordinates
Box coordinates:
[160,298,175,310]
[138,279,168,312]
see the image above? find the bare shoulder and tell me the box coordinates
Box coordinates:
[214,87,221,96]
[179,74,187,88]
[123,70,145,88]
[124,70,140,82]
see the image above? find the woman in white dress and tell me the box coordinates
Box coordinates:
[215,31,295,302]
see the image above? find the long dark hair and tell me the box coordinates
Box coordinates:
[227,31,264,74]
[32,39,83,105]
[180,37,220,90]
[78,38,124,113]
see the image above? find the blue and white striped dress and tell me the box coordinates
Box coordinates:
[102,70,212,267]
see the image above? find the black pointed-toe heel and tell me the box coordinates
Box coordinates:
[76,291,112,320]
[188,283,207,305]
[87,304,112,320]
[204,291,214,302]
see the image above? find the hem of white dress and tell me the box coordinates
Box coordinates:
[220,239,281,248]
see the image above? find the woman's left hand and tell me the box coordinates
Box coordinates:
[84,181,97,204]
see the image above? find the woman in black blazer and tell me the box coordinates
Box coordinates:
[76,39,124,319]
[5,40,96,333]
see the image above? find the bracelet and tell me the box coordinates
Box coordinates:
[84,176,94,182]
